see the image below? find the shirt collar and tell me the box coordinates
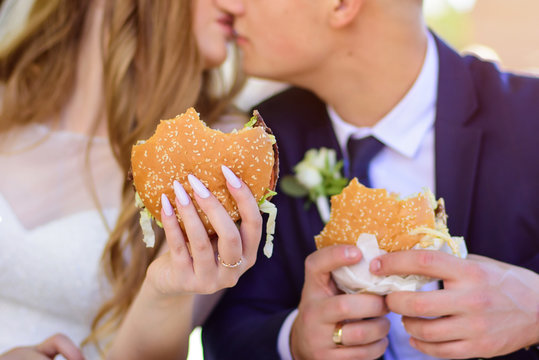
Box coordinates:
[328,32,439,159]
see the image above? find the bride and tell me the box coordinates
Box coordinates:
[0,0,258,359]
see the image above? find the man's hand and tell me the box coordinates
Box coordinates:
[370,250,539,359]
[291,245,390,360]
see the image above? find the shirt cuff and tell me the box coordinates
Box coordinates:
[277,308,299,360]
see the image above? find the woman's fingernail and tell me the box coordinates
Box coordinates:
[188,174,210,199]
[345,247,360,259]
[221,165,242,189]
[173,180,190,206]
[161,193,174,216]
[370,259,381,272]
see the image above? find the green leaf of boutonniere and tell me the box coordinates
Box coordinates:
[280,176,309,197]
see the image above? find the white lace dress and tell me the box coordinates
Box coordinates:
[0,124,123,359]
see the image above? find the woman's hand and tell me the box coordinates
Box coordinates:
[107,165,264,360]
[0,334,84,360]
[147,165,262,296]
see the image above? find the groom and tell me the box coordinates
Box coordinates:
[204,0,539,359]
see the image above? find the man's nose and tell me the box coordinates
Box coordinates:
[215,0,245,16]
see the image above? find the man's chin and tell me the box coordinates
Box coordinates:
[243,63,287,83]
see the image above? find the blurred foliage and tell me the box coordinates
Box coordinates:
[425,0,475,50]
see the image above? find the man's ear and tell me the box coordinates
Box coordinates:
[329,0,363,28]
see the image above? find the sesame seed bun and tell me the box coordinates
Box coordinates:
[315,178,440,252]
[130,107,278,236]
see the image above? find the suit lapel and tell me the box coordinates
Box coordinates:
[433,36,483,239]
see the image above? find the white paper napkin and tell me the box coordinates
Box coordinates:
[332,233,468,295]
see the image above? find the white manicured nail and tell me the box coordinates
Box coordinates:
[161,194,174,216]
[188,174,210,199]
[173,180,190,206]
[221,165,242,189]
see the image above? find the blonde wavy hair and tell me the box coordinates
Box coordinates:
[0,0,245,353]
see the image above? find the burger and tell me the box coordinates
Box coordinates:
[130,107,279,257]
[315,178,466,294]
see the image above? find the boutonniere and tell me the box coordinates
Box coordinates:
[280,147,349,223]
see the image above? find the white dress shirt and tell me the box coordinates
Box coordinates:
[277,32,443,359]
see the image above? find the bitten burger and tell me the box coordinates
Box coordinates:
[130,107,279,257]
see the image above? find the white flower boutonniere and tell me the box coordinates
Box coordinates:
[280,147,349,223]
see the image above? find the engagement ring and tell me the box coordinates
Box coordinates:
[217,254,243,268]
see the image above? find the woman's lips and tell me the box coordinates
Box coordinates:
[217,15,234,38]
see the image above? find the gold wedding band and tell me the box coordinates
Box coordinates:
[217,254,243,268]
[333,322,344,346]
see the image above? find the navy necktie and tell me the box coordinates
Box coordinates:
[346,136,385,188]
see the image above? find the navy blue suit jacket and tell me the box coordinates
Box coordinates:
[203,37,539,359]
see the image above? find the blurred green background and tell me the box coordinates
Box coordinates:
[425,0,539,74]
